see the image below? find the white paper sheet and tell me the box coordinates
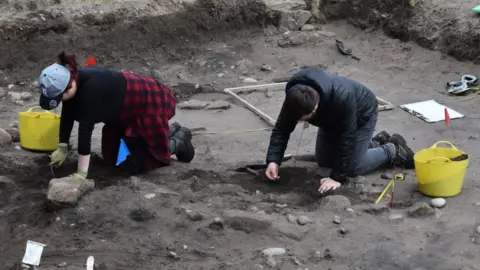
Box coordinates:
[399,100,464,123]
[22,240,46,266]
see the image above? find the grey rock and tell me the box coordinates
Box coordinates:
[168,251,179,260]
[287,214,297,224]
[333,215,341,224]
[0,128,13,145]
[407,202,435,218]
[20,92,33,100]
[272,222,310,241]
[319,195,351,210]
[475,225,480,235]
[352,204,388,215]
[388,213,404,223]
[209,217,225,230]
[278,10,312,31]
[154,186,180,196]
[4,128,19,142]
[345,207,355,213]
[297,215,310,225]
[339,227,348,234]
[266,256,277,267]
[269,0,307,11]
[217,72,225,78]
[205,100,231,110]
[236,59,253,75]
[47,177,95,205]
[0,87,6,98]
[276,193,308,206]
[177,99,209,110]
[253,264,264,270]
[58,262,67,267]
[262,247,286,256]
[260,64,273,72]
[186,209,203,221]
[301,24,315,31]
[224,210,273,233]
[243,78,258,84]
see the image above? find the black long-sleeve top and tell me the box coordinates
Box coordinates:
[59,67,126,155]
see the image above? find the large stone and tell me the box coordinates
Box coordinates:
[278,10,312,31]
[224,210,273,233]
[318,195,351,210]
[177,99,209,110]
[0,128,13,146]
[47,177,95,205]
[272,222,310,241]
[407,202,435,218]
[4,128,20,142]
[205,100,231,110]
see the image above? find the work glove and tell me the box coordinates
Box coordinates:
[68,169,88,180]
[50,143,68,166]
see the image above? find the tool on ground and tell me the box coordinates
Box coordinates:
[375,173,405,204]
[234,154,293,175]
[446,74,478,95]
[335,39,361,61]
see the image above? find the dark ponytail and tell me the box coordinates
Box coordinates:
[58,52,79,84]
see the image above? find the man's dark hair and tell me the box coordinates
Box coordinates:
[285,85,320,119]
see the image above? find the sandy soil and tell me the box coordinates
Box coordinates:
[1,0,480,269]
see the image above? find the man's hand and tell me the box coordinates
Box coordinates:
[265,162,280,181]
[318,177,341,193]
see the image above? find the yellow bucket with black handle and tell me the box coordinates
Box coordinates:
[19,106,60,152]
[414,141,469,197]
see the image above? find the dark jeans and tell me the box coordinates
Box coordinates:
[315,110,393,176]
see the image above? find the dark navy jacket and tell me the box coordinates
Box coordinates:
[265,67,378,183]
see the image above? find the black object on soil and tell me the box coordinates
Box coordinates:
[450,154,469,161]
[130,209,156,222]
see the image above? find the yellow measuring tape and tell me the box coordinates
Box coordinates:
[375,173,405,204]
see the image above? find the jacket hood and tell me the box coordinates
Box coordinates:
[285,67,333,112]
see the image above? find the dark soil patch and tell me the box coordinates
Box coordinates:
[130,209,157,222]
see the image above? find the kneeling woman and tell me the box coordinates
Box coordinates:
[38,52,195,179]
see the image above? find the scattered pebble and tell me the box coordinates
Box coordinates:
[262,247,286,257]
[256,190,263,196]
[475,225,480,235]
[275,203,288,208]
[217,72,225,78]
[236,59,253,75]
[58,262,67,267]
[430,198,446,208]
[291,256,302,265]
[168,251,179,260]
[297,215,310,225]
[144,193,156,199]
[260,64,273,72]
[253,264,264,270]
[8,84,14,89]
[333,216,341,224]
[287,214,297,224]
[186,209,203,221]
[0,87,6,98]
[209,217,224,230]
[339,227,348,234]
[346,207,355,213]
[243,77,258,84]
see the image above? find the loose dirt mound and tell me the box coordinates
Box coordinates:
[321,0,480,62]
[0,0,272,81]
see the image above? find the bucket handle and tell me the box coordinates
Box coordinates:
[430,141,458,150]
[27,106,59,116]
[426,156,451,164]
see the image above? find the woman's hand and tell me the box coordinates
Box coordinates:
[318,177,341,193]
[265,162,280,181]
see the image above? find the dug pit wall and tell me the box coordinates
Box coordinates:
[0,0,273,81]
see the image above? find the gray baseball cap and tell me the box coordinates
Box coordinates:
[38,63,71,110]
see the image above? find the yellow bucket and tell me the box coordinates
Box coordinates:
[414,141,469,197]
[19,106,61,152]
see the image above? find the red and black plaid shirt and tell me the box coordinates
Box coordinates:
[119,72,176,165]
